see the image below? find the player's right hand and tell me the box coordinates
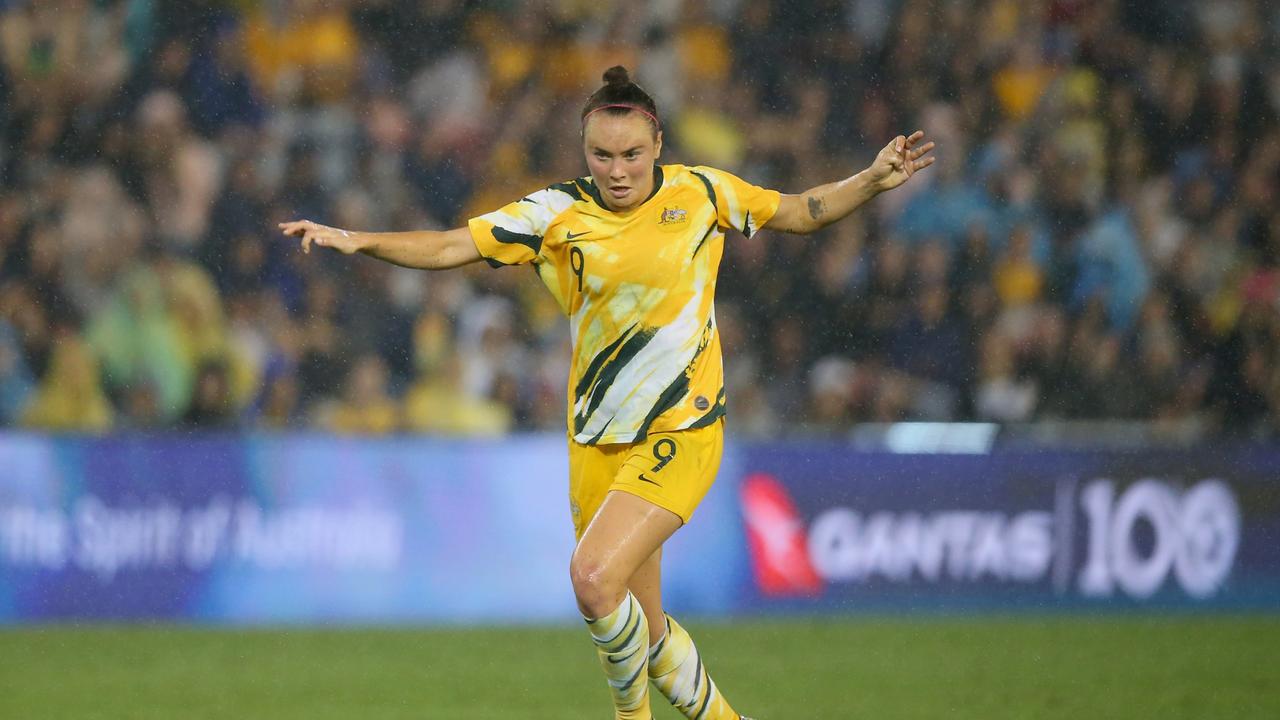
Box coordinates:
[868,130,935,192]
[278,219,365,255]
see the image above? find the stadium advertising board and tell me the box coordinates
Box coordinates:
[738,445,1280,611]
[3,434,1278,623]
[0,434,584,622]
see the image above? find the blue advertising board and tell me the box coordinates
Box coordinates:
[2,433,1277,623]
[1,434,575,623]
[735,445,1280,613]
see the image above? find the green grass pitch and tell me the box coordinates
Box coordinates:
[3,615,1277,719]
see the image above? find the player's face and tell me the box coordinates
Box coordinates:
[583,113,662,212]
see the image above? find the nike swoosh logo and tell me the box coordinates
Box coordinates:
[565,230,591,241]
[638,474,660,486]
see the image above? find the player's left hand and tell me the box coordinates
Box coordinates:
[868,130,935,192]
[278,219,365,255]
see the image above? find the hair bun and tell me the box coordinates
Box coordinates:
[603,65,631,87]
[581,65,657,130]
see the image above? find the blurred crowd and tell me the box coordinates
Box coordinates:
[2,0,1279,438]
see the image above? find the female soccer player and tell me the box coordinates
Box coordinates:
[280,66,934,720]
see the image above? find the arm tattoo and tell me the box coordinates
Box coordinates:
[807,195,826,221]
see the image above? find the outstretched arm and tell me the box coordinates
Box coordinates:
[277,221,482,270]
[766,130,935,235]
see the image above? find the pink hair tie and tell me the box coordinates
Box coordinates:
[583,104,660,128]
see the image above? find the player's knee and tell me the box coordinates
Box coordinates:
[569,556,624,618]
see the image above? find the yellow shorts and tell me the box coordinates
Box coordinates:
[567,419,725,540]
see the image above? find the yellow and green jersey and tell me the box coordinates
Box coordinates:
[468,164,780,445]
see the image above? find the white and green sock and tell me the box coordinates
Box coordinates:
[648,613,741,720]
[585,592,652,720]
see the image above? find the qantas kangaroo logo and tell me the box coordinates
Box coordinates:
[740,473,823,596]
